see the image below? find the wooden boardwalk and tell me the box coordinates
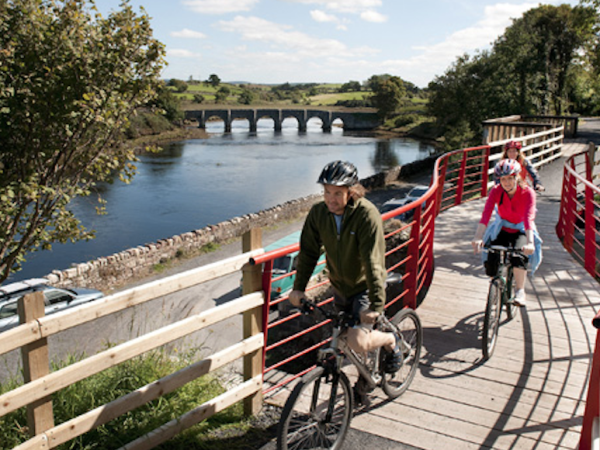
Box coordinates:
[346,141,600,449]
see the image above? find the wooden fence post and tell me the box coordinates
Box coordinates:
[242,228,264,416]
[19,291,54,435]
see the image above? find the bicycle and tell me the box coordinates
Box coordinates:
[276,298,422,450]
[482,245,521,360]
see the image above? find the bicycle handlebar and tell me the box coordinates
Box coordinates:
[484,244,524,255]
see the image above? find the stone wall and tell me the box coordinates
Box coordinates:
[45,155,437,292]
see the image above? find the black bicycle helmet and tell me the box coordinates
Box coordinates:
[317,160,359,186]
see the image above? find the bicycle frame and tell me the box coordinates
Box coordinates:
[487,245,518,304]
[315,312,387,390]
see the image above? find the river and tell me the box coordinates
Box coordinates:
[10,117,436,283]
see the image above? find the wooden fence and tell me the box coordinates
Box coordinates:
[0,232,266,449]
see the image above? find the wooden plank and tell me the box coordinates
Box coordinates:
[0,293,263,416]
[0,249,265,356]
[242,229,264,415]
[19,292,54,435]
[38,334,264,449]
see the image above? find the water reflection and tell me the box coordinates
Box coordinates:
[372,140,400,172]
[11,123,436,282]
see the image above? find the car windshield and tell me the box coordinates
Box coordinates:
[272,256,292,273]
[0,301,17,320]
[408,187,429,198]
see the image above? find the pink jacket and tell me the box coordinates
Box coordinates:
[480,184,536,232]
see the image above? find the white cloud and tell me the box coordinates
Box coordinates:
[168,48,202,59]
[310,9,338,22]
[360,10,387,22]
[379,2,539,86]
[216,16,375,58]
[284,0,382,14]
[182,0,258,15]
[171,28,207,39]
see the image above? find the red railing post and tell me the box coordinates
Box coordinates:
[454,151,468,206]
[578,313,600,450]
[584,183,596,275]
[436,159,449,216]
[563,162,577,252]
[403,205,422,310]
[481,147,490,198]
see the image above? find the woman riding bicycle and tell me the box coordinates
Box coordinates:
[471,160,543,307]
[501,140,545,192]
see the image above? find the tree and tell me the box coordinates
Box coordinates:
[238,89,256,105]
[427,4,598,146]
[339,81,361,92]
[370,76,406,119]
[0,0,166,283]
[207,74,221,87]
[167,78,188,93]
[215,86,230,103]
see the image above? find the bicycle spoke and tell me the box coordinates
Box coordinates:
[278,367,352,450]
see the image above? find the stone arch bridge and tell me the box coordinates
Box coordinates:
[184,108,381,132]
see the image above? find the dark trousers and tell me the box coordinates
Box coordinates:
[485,229,529,277]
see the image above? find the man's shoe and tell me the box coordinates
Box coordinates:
[384,334,403,373]
[353,376,373,407]
[514,289,526,307]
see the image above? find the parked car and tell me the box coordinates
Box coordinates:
[379,197,414,220]
[0,278,104,332]
[406,185,430,203]
[380,185,431,220]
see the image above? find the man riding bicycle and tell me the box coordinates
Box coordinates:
[471,159,543,306]
[288,160,403,374]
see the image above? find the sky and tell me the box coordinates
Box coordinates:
[99,0,581,88]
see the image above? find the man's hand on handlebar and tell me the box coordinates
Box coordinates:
[289,290,305,307]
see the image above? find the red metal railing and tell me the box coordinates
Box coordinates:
[580,311,600,450]
[556,148,600,279]
[255,126,567,397]
[252,145,492,395]
[556,146,600,449]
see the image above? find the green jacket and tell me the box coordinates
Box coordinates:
[293,197,387,312]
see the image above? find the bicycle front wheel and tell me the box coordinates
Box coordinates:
[483,278,503,360]
[381,309,423,399]
[277,367,353,450]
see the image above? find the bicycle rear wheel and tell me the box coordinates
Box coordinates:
[483,278,503,360]
[505,266,517,321]
[380,309,422,399]
[277,367,353,450]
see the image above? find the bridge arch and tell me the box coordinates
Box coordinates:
[184,108,381,132]
[281,109,307,132]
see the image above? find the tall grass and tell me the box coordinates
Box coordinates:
[0,348,254,449]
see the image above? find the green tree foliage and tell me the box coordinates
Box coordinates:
[168,78,188,93]
[215,86,230,103]
[150,84,184,122]
[0,0,166,283]
[339,81,361,92]
[427,3,598,147]
[238,89,256,105]
[370,76,406,119]
[207,74,221,87]
[193,93,206,104]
